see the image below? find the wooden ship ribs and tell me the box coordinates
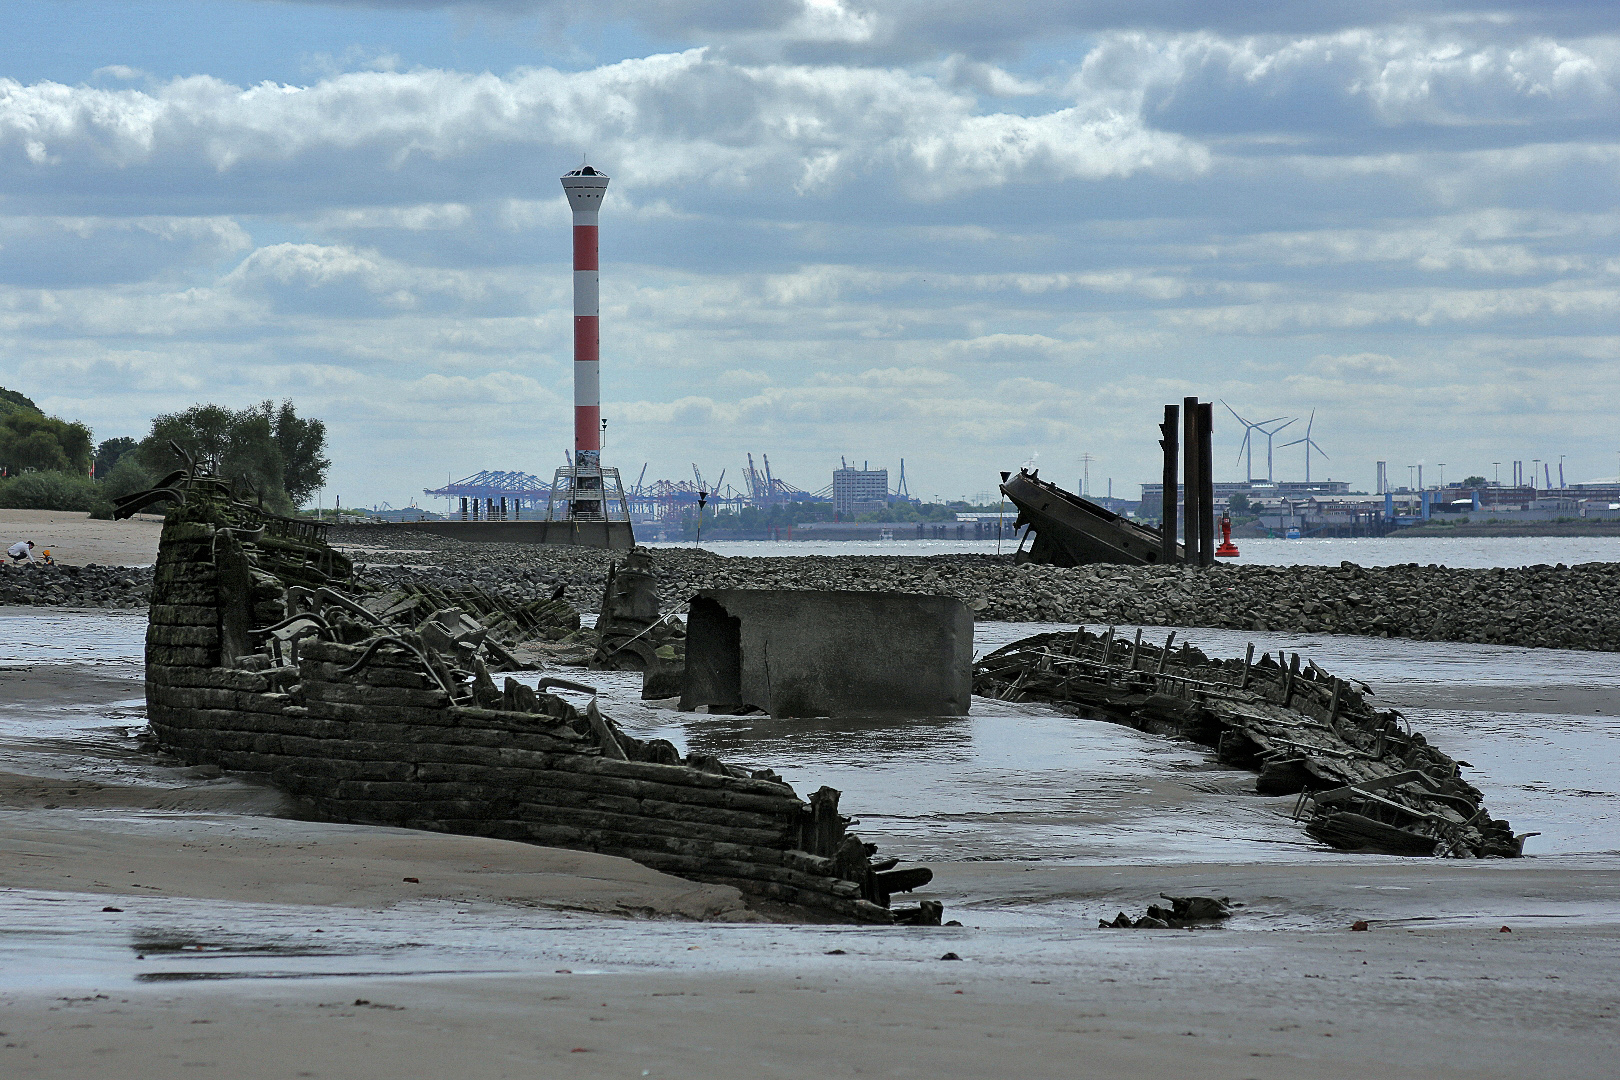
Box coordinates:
[131,469,936,924]
[974,628,1526,858]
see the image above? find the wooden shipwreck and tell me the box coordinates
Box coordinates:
[974,627,1527,858]
[127,468,937,924]
[1000,468,1179,567]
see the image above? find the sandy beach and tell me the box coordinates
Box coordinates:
[2,610,1617,1077]
[0,510,162,567]
[2,916,1614,1080]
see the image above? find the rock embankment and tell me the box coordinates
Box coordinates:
[0,563,153,608]
[333,528,1620,653]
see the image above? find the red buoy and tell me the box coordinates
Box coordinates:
[1215,512,1240,558]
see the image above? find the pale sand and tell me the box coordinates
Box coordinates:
[0,510,162,567]
[0,904,1614,1079]
[0,807,759,921]
[0,662,756,924]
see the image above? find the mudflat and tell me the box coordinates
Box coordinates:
[1,868,1615,1080]
[0,510,162,567]
[2,611,1618,1078]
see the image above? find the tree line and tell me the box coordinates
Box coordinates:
[0,389,329,517]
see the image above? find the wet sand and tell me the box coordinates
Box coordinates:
[2,613,1618,1077]
[0,510,161,567]
[0,663,755,924]
[3,921,1616,1080]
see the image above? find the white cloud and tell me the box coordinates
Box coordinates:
[0,50,1206,205]
[1073,27,1620,129]
[1,16,1617,500]
[91,65,146,81]
[313,203,474,231]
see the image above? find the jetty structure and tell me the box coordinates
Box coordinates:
[116,462,936,923]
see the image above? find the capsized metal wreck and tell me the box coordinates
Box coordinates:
[1000,468,1179,567]
[121,466,939,924]
[975,627,1528,858]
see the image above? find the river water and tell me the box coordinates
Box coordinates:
[648,535,1620,567]
[5,610,1610,860]
[3,609,1616,990]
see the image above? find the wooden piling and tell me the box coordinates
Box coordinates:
[1197,401,1215,567]
[1160,404,1179,564]
[1183,396,1201,565]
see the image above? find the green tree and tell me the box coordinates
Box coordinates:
[1462,475,1487,487]
[0,386,39,417]
[101,454,154,502]
[133,400,328,513]
[0,409,93,476]
[260,399,330,506]
[95,436,138,478]
[0,470,106,513]
[1229,492,1251,513]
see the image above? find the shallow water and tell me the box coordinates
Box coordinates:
[2,609,1618,994]
[4,611,1614,857]
[556,620,1620,861]
[649,535,1620,568]
[0,609,146,667]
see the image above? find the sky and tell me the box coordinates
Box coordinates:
[1,1,1616,507]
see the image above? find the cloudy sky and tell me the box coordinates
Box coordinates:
[1,1,1616,506]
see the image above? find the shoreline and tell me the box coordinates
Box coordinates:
[2,609,1617,1077]
[342,531,1620,652]
[1393,521,1620,538]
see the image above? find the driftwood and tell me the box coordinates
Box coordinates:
[974,628,1526,859]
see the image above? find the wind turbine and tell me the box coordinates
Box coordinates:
[1222,401,1291,482]
[1259,417,1296,482]
[1281,411,1328,483]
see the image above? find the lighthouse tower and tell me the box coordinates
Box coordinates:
[544,164,632,537]
[561,165,607,463]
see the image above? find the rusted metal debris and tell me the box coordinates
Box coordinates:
[1000,468,1179,567]
[974,627,1528,858]
[680,589,974,719]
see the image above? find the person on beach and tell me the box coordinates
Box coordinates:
[7,540,35,564]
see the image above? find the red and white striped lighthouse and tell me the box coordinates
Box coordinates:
[561,165,609,465]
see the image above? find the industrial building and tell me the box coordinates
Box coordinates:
[1138,479,1352,507]
[833,465,890,517]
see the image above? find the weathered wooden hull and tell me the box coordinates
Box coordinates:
[974,627,1524,859]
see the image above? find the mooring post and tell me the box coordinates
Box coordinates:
[1182,396,1200,565]
[1240,642,1255,688]
[1159,404,1179,564]
[1197,401,1216,568]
